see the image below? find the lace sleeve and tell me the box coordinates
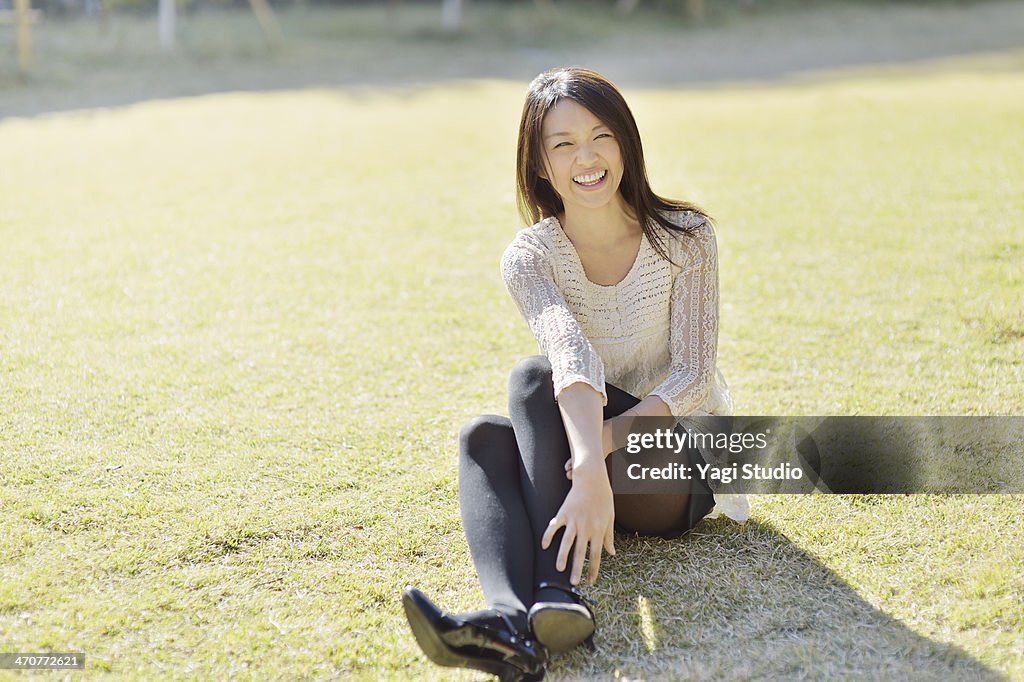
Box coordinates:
[647,219,719,416]
[500,231,607,404]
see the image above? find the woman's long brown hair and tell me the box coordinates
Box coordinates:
[515,67,711,260]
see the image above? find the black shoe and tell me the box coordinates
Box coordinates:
[527,582,596,653]
[402,586,546,682]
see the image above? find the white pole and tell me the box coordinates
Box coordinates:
[441,0,463,32]
[159,0,176,49]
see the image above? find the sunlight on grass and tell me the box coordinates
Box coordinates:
[1,57,1021,679]
[637,594,659,653]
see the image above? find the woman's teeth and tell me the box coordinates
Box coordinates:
[573,170,607,186]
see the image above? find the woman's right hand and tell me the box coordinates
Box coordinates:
[542,464,616,586]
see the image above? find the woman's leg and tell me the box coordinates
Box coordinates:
[460,356,711,626]
[505,356,574,603]
[507,356,704,563]
[505,356,691,602]
[457,414,534,631]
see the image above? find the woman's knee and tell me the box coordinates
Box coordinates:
[508,356,554,407]
[459,414,515,462]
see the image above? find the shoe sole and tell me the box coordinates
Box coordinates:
[401,589,515,679]
[529,604,595,653]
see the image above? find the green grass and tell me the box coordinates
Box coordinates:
[1,16,1023,682]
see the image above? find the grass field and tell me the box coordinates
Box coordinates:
[2,4,1023,680]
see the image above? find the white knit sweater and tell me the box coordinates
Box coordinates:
[500,210,748,522]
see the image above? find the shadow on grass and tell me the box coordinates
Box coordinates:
[548,518,1000,680]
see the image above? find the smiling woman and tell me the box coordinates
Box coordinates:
[401,67,745,681]
[540,101,625,216]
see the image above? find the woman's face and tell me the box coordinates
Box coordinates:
[539,99,625,215]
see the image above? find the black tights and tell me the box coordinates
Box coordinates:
[458,356,711,628]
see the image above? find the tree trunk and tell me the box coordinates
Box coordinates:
[248,0,285,47]
[686,0,704,22]
[15,0,32,74]
[535,0,555,21]
[614,0,639,16]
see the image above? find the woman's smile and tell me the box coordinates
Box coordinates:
[572,169,608,188]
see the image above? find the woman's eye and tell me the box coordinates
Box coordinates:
[554,141,572,149]
[596,133,612,140]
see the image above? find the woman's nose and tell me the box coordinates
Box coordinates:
[576,143,598,164]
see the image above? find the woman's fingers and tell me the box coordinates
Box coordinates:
[541,515,563,550]
[573,532,589,581]
[571,535,588,585]
[545,482,616,583]
[586,539,601,585]
[556,525,577,573]
[584,524,618,585]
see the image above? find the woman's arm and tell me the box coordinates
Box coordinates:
[501,230,618,584]
[541,381,616,587]
[646,219,720,416]
[564,394,673,479]
[598,394,672,458]
[501,228,607,404]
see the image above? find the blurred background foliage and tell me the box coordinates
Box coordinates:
[11,0,980,20]
[4,0,1016,116]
